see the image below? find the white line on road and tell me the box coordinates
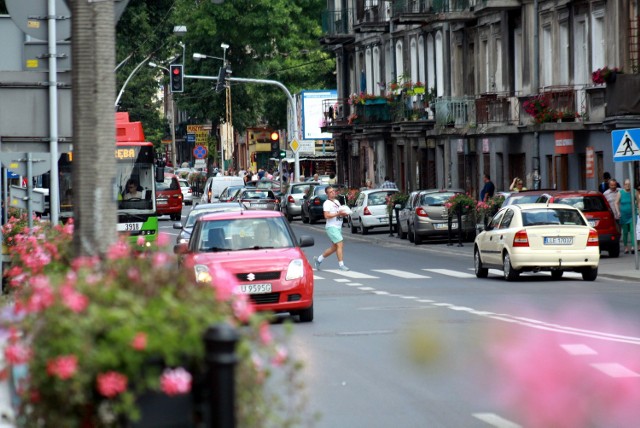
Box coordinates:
[333,278,351,283]
[561,344,598,355]
[472,413,522,428]
[591,363,640,378]
[423,268,476,278]
[325,270,379,279]
[358,287,375,291]
[314,275,325,280]
[372,269,431,279]
[347,283,363,286]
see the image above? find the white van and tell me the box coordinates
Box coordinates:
[201,176,245,203]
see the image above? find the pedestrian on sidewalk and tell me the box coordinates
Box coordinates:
[617,179,635,254]
[604,178,621,221]
[480,174,495,202]
[314,185,350,271]
[380,176,397,189]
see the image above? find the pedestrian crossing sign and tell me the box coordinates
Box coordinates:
[612,129,640,162]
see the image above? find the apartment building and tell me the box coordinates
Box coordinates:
[320,0,640,195]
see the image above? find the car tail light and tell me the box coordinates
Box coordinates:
[287,195,295,203]
[587,230,599,246]
[207,189,212,201]
[187,188,192,194]
[513,229,529,247]
[364,206,371,215]
[416,207,428,217]
[313,197,321,206]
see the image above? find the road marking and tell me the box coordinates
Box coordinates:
[373,291,390,295]
[372,269,431,279]
[314,275,325,280]
[333,278,351,283]
[358,287,375,291]
[561,344,598,355]
[423,268,475,278]
[472,413,522,428]
[325,270,379,279]
[347,283,363,286]
[591,363,640,378]
[399,295,418,299]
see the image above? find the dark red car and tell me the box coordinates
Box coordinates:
[156,173,183,221]
[536,190,621,257]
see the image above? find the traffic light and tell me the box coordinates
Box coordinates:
[169,64,184,93]
[270,131,280,158]
[279,150,286,159]
[215,66,232,93]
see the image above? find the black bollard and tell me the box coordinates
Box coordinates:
[389,208,394,237]
[447,213,453,246]
[204,323,239,428]
[456,207,463,247]
[394,206,401,238]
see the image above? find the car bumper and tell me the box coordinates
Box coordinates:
[509,248,600,270]
[285,204,302,216]
[309,206,324,219]
[361,215,395,228]
[156,205,182,215]
[415,218,475,236]
[242,278,313,313]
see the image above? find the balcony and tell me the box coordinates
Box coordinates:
[353,3,390,33]
[320,9,355,45]
[475,93,514,125]
[433,97,476,128]
[605,73,640,117]
[518,87,583,125]
[473,0,521,13]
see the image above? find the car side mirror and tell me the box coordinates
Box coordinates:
[173,222,183,230]
[298,235,314,247]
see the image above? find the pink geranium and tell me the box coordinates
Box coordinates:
[232,295,255,322]
[46,355,78,380]
[97,371,128,398]
[4,342,32,364]
[259,322,273,345]
[130,332,147,351]
[60,285,89,313]
[160,367,192,396]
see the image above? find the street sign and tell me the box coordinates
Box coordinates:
[0,153,52,176]
[9,185,45,212]
[290,139,299,152]
[186,133,196,143]
[612,129,640,162]
[193,145,208,159]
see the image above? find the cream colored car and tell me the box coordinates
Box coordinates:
[473,203,600,281]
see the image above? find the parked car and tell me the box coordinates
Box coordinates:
[406,189,475,244]
[218,185,246,203]
[246,179,285,203]
[397,190,422,239]
[201,176,245,203]
[236,188,280,211]
[156,173,183,221]
[178,178,193,205]
[534,190,621,257]
[501,189,551,207]
[473,203,600,281]
[348,189,398,234]
[172,202,244,244]
[280,181,318,221]
[174,210,315,321]
[300,183,348,224]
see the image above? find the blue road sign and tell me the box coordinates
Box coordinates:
[612,128,640,162]
[186,133,196,144]
[193,145,208,159]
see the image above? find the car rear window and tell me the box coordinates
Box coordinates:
[420,192,455,206]
[553,196,607,212]
[241,190,273,199]
[157,177,179,191]
[509,195,542,205]
[292,184,311,194]
[522,208,586,226]
[368,192,392,206]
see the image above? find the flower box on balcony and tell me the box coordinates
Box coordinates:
[605,74,640,116]
[414,86,425,94]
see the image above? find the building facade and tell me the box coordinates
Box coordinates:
[320,0,640,195]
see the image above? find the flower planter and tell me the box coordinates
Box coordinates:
[606,72,617,84]
[413,87,425,94]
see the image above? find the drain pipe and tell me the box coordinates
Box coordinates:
[532,0,540,189]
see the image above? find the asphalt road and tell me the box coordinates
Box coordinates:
[159,212,640,428]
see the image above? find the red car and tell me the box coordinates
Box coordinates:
[156,173,183,221]
[536,190,621,257]
[174,210,315,322]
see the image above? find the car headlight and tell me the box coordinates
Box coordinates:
[178,238,189,244]
[285,259,304,281]
[194,264,212,284]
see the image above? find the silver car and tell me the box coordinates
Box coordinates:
[178,179,193,205]
[406,189,476,244]
[397,190,421,239]
[236,189,280,211]
[281,182,317,221]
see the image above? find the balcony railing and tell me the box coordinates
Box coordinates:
[392,0,432,14]
[518,86,586,125]
[321,9,354,35]
[433,97,476,127]
[432,0,473,13]
[475,93,513,124]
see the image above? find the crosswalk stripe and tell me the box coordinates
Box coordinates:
[372,269,431,279]
[333,278,351,283]
[472,413,522,428]
[591,363,640,378]
[324,270,379,279]
[561,344,598,355]
[423,269,476,278]
[314,275,325,280]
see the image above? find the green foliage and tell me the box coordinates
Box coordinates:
[387,192,410,216]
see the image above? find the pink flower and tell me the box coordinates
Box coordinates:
[60,285,89,313]
[131,332,147,351]
[46,355,78,380]
[136,236,146,247]
[160,367,192,396]
[208,263,239,301]
[4,343,31,364]
[127,267,141,282]
[271,345,288,366]
[24,275,55,313]
[157,233,171,247]
[97,371,128,398]
[232,295,255,322]
[106,240,130,260]
[152,252,171,267]
[259,322,273,345]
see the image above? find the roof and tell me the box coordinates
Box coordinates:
[199,210,282,222]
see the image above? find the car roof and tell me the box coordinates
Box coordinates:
[199,210,282,222]
[360,188,398,194]
[507,203,581,211]
[193,202,242,211]
[418,188,464,194]
[164,173,178,178]
[542,190,602,197]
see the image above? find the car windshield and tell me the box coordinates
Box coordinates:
[509,195,541,205]
[157,177,178,191]
[197,217,294,251]
[420,192,455,206]
[292,184,311,194]
[553,196,607,212]
[521,208,586,226]
[368,192,393,206]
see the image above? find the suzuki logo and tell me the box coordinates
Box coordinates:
[247,273,255,281]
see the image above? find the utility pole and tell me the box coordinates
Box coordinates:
[71,0,118,256]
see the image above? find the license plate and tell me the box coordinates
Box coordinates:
[157,199,168,205]
[435,223,456,229]
[251,203,267,209]
[379,217,389,223]
[117,222,143,232]
[238,283,272,294]
[544,236,573,245]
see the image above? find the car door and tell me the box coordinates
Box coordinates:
[351,192,366,227]
[478,209,506,265]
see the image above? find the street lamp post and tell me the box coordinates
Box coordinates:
[149,62,178,169]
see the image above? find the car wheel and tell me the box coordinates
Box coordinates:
[413,225,423,245]
[297,304,314,323]
[582,267,598,281]
[551,270,563,280]
[309,214,317,224]
[286,211,294,222]
[408,223,415,243]
[301,210,309,224]
[608,245,620,258]
[359,218,368,235]
[474,248,488,278]
[170,213,181,221]
[349,217,357,233]
[503,252,519,281]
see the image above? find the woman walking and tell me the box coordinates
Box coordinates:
[617,179,635,254]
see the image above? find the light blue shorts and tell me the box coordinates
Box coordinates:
[326,227,343,244]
